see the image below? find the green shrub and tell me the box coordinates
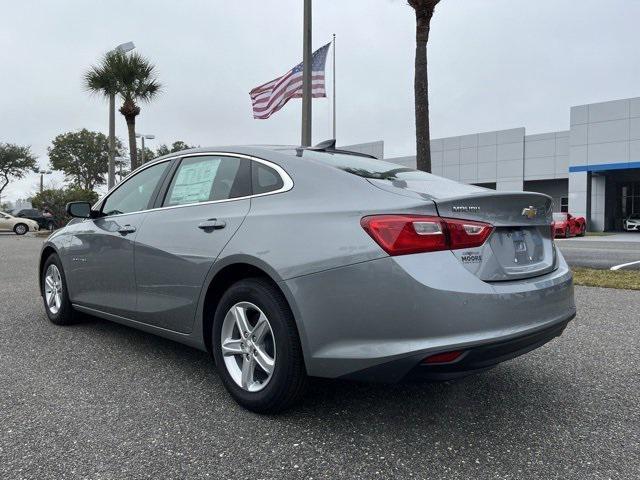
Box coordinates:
[31,187,98,227]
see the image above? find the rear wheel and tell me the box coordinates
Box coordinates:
[212,278,307,413]
[41,254,76,325]
[13,223,28,235]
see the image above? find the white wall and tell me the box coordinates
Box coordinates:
[524,131,569,180]
[430,128,526,191]
[569,97,640,171]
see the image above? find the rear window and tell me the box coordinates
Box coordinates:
[284,149,484,199]
[252,162,284,195]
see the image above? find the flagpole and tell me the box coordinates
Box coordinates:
[301,0,312,146]
[332,33,336,140]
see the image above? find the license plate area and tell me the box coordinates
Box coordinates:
[491,227,546,267]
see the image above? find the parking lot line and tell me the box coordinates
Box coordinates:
[610,260,640,271]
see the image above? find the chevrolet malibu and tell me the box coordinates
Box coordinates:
[39,144,576,412]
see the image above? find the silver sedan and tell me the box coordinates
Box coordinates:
[39,144,575,412]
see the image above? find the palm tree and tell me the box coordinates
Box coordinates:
[85,51,161,170]
[408,0,441,173]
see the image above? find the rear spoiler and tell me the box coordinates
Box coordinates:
[296,139,378,159]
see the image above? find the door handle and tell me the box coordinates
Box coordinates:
[117,225,137,235]
[198,218,226,231]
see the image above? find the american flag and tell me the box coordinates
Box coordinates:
[250,42,331,120]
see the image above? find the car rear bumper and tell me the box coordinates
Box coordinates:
[345,316,573,382]
[283,248,575,382]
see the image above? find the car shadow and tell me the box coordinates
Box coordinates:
[70,311,578,440]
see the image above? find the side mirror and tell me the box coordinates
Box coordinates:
[66,201,92,219]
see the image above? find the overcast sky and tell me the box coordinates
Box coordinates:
[2,0,639,202]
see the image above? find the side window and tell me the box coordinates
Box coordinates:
[102,161,170,216]
[163,156,251,207]
[252,162,284,195]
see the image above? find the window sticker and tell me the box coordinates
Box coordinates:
[169,158,221,205]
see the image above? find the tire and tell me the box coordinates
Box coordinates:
[577,224,586,237]
[41,253,76,325]
[47,221,55,231]
[565,226,570,238]
[212,278,307,413]
[13,223,28,235]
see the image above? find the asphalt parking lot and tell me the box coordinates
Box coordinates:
[556,233,640,271]
[1,235,639,479]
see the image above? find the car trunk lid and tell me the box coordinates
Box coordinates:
[433,192,556,281]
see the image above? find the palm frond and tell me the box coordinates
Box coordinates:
[83,50,162,104]
[83,52,119,97]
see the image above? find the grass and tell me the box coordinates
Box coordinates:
[572,267,640,290]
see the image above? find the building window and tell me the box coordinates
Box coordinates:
[560,197,568,213]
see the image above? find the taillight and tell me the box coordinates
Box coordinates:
[444,218,494,250]
[360,215,493,256]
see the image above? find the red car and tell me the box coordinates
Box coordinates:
[553,212,586,238]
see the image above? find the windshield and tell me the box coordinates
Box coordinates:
[284,149,485,199]
[553,213,567,221]
[0,210,13,218]
[629,213,640,220]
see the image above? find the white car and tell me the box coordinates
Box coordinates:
[0,210,39,235]
[624,214,640,231]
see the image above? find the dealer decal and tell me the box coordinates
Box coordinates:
[460,252,482,264]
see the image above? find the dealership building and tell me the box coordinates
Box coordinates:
[348,96,640,232]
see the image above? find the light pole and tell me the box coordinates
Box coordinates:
[136,134,155,164]
[114,156,129,184]
[301,0,312,146]
[107,41,135,190]
[38,170,53,193]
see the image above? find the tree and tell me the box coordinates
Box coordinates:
[85,51,162,171]
[48,129,123,190]
[0,143,37,198]
[31,187,99,227]
[156,140,194,157]
[137,146,156,164]
[408,0,441,173]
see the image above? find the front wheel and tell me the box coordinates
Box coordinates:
[41,254,76,325]
[14,223,28,235]
[565,226,570,238]
[212,278,307,413]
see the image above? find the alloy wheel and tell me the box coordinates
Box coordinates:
[15,224,27,235]
[44,264,63,315]
[220,302,276,392]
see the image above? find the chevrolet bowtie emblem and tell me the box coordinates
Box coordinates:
[521,206,538,219]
